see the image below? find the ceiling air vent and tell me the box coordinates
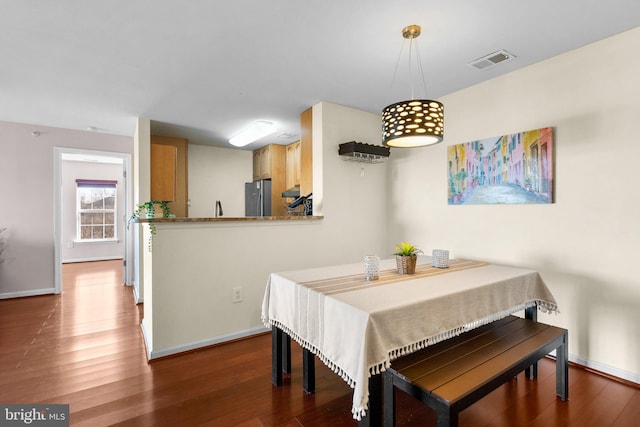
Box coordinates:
[468,49,515,70]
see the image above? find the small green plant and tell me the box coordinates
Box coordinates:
[128,201,171,251]
[394,242,423,257]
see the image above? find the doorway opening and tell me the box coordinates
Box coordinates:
[54,148,133,294]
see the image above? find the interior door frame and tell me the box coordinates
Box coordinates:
[53,147,133,293]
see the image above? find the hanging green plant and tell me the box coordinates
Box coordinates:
[128,201,171,251]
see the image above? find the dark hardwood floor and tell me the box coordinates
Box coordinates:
[0,260,638,426]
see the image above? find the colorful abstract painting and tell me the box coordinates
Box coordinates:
[448,127,553,205]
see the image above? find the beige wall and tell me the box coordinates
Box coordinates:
[387,27,640,382]
[0,121,132,298]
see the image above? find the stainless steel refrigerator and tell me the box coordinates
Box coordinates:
[245,179,272,216]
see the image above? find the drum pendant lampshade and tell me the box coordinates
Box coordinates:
[382,25,444,148]
[382,99,444,147]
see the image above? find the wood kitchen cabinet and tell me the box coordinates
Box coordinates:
[252,144,286,216]
[253,144,285,181]
[252,147,267,181]
[151,135,188,217]
[285,140,301,189]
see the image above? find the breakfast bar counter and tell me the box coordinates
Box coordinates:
[134,215,323,223]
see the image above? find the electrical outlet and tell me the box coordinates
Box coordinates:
[232,287,243,303]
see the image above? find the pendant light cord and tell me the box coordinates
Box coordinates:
[389,38,407,93]
[389,36,429,100]
[412,38,429,99]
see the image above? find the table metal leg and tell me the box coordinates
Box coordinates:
[302,348,315,393]
[525,304,538,379]
[525,305,538,322]
[271,327,283,386]
[383,371,396,427]
[358,374,382,427]
[283,333,291,374]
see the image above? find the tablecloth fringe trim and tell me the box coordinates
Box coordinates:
[384,299,559,363]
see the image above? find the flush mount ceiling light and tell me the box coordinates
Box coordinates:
[229,120,276,147]
[382,25,444,148]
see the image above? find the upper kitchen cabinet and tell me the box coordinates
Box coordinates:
[285,140,301,190]
[253,144,285,182]
[252,148,264,181]
[151,135,188,217]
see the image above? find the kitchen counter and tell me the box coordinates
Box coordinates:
[134,215,323,223]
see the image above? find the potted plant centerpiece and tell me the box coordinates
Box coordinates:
[394,241,423,275]
[128,200,171,251]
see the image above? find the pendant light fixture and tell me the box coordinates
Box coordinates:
[382,25,444,148]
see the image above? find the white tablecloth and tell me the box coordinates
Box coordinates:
[261,256,558,420]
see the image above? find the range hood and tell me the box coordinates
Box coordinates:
[338,141,390,163]
[281,185,300,198]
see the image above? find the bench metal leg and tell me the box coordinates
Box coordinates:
[359,374,382,427]
[302,348,315,393]
[271,327,283,386]
[435,402,456,427]
[385,370,455,427]
[557,332,569,401]
[525,305,538,379]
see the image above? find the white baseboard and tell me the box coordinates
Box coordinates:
[132,285,143,304]
[146,326,270,360]
[140,319,153,361]
[0,287,57,299]
[569,353,640,385]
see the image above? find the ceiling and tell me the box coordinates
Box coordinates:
[2,1,639,150]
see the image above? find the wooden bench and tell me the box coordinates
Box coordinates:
[383,316,568,427]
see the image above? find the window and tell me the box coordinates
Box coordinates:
[76,179,117,241]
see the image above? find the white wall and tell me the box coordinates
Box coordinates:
[0,121,132,298]
[188,144,253,218]
[313,102,391,258]
[387,28,640,382]
[144,102,390,357]
[61,160,124,262]
[134,118,151,304]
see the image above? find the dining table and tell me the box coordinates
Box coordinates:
[261,256,559,426]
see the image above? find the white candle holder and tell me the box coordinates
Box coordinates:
[432,249,449,268]
[364,255,380,281]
